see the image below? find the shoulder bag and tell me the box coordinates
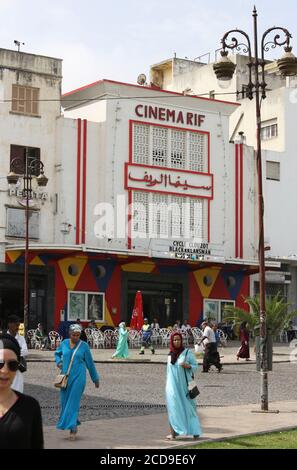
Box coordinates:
[54,340,82,389]
[184,349,200,399]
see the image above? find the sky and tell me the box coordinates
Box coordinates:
[1,0,297,93]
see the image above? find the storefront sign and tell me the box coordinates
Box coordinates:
[125,163,213,199]
[135,104,205,127]
[8,188,48,200]
[169,241,211,260]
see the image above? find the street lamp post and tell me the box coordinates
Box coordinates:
[213,7,297,411]
[7,154,48,336]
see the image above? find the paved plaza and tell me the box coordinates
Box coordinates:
[23,341,297,448]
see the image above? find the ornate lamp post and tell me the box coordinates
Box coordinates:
[7,156,48,335]
[213,7,297,411]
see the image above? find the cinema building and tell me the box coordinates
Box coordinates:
[1,49,279,329]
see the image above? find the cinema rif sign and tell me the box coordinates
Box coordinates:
[125,163,213,199]
[135,105,205,127]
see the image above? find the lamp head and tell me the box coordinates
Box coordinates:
[7,171,19,185]
[213,50,236,83]
[36,172,48,187]
[277,46,297,77]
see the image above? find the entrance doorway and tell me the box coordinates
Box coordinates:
[127,280,183,327]
[0,271,49,331]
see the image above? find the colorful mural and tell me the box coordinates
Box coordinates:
[6,250,250,329]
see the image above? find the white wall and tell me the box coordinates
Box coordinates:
[0,49,62,259]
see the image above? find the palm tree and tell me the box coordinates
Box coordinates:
[223,293,297,338]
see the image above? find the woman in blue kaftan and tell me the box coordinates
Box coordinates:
[55,324,99,440]
[165,332,201,440]
[112,322,129,359]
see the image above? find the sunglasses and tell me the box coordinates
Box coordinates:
[0,360,20,372]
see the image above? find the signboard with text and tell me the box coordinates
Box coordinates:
[125,163,213,199]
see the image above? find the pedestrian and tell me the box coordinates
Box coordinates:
[75,319,88,342]
[112,322,129,359]
[212,322,221,347]
[237,321,250,361]
[35,323,49,350]
[139,318,155,355]
[199,320,222,372]
[55,323,99,440]
[6,315,28,392]
[151,318,160,330]
[0,334,44,449]
[165,332,201,440]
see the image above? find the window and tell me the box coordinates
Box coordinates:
[239,85,250,99]
[203,299,235,323]
[133,122,208,172]
[261,123,278,140]
[11,84,39,116]
[132,191,207,240]
[266,161,280,181]
[6,207,39,239]
[68,291,105,322]
[10,145,40,176]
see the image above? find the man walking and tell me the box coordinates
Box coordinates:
[139,318,155,355]
[199,320,222,373]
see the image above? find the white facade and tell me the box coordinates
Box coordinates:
[150,54,297,306]
[0,48,62,260]
[60,80,258,264]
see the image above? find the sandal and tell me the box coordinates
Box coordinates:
[165,434,176,441]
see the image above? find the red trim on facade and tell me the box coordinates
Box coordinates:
[82,120,87,244]
[76,119,82,245]
[127,190,132,249]
[240,143,244,258]
[129,121,133,164]
[62,79,240,107]
[130,119,210,137]
[208,199,211,242]
[235,144,239,258]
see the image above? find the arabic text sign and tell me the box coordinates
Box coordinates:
[125,163,213,199]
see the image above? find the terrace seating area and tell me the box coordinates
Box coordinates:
[26,326,228,350]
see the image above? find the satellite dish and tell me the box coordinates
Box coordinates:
[137,73,147,86]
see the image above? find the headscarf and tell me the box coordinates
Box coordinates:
[169,332,184,364]
[240,321,247,330]
[119,322,125,328]
[0,333,21,361]
[69,324,82,334]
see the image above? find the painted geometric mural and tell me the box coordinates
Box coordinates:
[6,251,249,328]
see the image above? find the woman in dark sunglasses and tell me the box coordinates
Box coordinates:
[0,334,44,449]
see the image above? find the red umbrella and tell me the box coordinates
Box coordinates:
[130,290,144,331]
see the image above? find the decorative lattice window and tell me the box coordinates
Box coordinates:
[152,127,168,167]
[132,191,149,237]
[170,196,184,238]
[133,124,149,164]
[171,130,186,169]
[150,193,169,238]
[190,199,204,239]
[189,132,206,172]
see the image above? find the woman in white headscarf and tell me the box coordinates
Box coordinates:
[112,322,129,359]
[55,324,99,440]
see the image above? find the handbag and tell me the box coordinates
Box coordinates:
[19,356,27,373]
[54,374,68,389]
[54,340,82,389]
[184,349,200,399]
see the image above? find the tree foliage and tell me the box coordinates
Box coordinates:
[223,293,297,337]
